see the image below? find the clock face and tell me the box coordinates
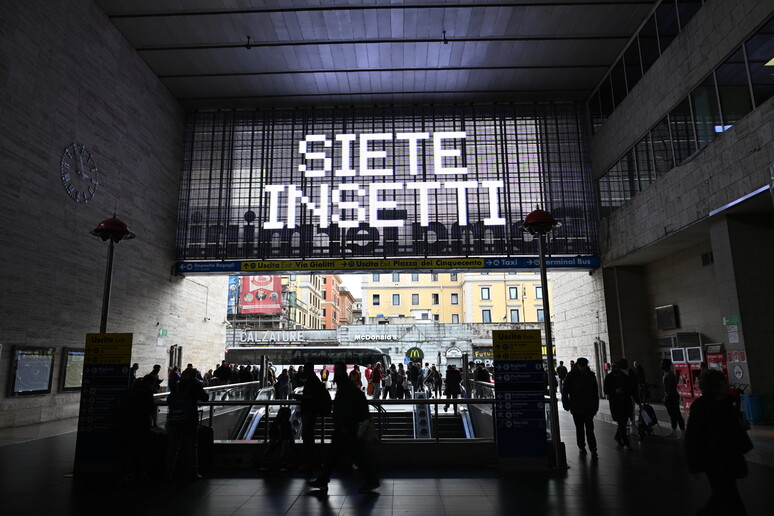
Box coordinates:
[60,143,99,203]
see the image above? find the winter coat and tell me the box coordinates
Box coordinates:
[563,369,600,416]
[685,394,753,477]
[603,369,640,422]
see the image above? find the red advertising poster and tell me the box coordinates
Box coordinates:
[239,276,282,313]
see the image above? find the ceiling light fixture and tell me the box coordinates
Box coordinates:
[442,30,448,44]
[246,36,252,50]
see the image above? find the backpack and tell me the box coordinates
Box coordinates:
[314,384,332,416]
[166,387,197,425]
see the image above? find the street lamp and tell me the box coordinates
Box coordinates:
[91,214,135,333]
[521,207,566,469]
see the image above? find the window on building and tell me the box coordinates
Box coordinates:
[432,293,439,305]
[322,308,326,316]
[691,73,722,149]
[421,313,429,320]
[655,0,680,51]
[535,286,543,299]
[669,97,698,164]
[411,273,419,281]
[639,14,660,73]
[745,18,774,108]
[510,309,520,323]
[322,291,327,300]
[392,294,400,306]
[450,273,458,281]
[373,294,380,306]
[289,274,297,280]
[715,48,754,128]
[412,293,419,305]
[451,293,459,305]
[481,287,490,300]
[508,287,518,300]
[537,309,545,322]
[451,314,460,324]
[392,273,400,282]
[432,314,440,322]
[372,273,380,281]
[431,273,439,281]
[482,310,492,323]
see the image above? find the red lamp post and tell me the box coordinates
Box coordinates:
[91,215,135,333]
[521,208,566,469]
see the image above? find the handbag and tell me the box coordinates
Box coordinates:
[357,418,379,443]
[367,382,374,395]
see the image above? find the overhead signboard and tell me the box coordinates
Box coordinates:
[175,105,597,265]
[176,255,599,275]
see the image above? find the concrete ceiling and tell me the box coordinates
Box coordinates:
[96,0,657,111]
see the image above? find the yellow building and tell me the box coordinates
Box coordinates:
[362,272,551,324]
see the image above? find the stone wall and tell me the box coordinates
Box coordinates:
[0,0,227,428]
[550,270,610,374]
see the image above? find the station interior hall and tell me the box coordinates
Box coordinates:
[1,1,773,515]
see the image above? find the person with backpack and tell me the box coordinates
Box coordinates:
[294,362,331,473]
[309,361,379,493]
[164,367,209,480]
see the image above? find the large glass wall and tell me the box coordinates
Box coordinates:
[596,16,774,217]
[176,104,598,260]
[589,0,708,133]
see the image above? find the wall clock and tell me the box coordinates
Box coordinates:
[60,143,99,203]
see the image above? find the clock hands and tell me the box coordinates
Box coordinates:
[77,147,90,180]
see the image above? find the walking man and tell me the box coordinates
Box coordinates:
[563,357,599,458]
[309,361,379,493]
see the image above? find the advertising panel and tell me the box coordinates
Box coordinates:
[175,105,597,264]
[239,275,282,314]
[227,276,240,315]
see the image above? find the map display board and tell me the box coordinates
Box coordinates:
[9,346,56,396]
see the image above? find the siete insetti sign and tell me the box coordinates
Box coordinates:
[176,106,597,263]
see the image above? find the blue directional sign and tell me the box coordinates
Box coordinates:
[482,256,599,269]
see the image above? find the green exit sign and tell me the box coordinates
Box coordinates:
[722,315,741,326]
[158,329,168,337]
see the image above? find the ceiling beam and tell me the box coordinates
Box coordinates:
[160,64,610,79]
[106,2,654,19]
[138,35,629,52]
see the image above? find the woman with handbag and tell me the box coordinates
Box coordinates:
[686,369,753,515]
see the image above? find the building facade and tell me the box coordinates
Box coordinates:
[362,272,551,325]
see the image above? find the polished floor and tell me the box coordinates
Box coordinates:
[0,405,771,516]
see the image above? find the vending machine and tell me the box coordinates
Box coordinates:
[670,348,694,410]
[686,346,705,399]
[704,344,727,377]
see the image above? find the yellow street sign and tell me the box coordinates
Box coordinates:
[84,333,133,364]
[492,330,542,360]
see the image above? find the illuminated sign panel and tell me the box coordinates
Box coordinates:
[176,105,597,262]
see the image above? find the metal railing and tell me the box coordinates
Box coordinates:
[153,381,555,444]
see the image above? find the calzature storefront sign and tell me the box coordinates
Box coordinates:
[176,106,597,263]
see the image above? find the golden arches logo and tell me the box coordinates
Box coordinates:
[406,347,424,360]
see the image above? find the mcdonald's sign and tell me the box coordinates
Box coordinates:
[405,347,424,360]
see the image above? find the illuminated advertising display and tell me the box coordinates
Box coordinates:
[239,275,282,314]
[176,105,597,267]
